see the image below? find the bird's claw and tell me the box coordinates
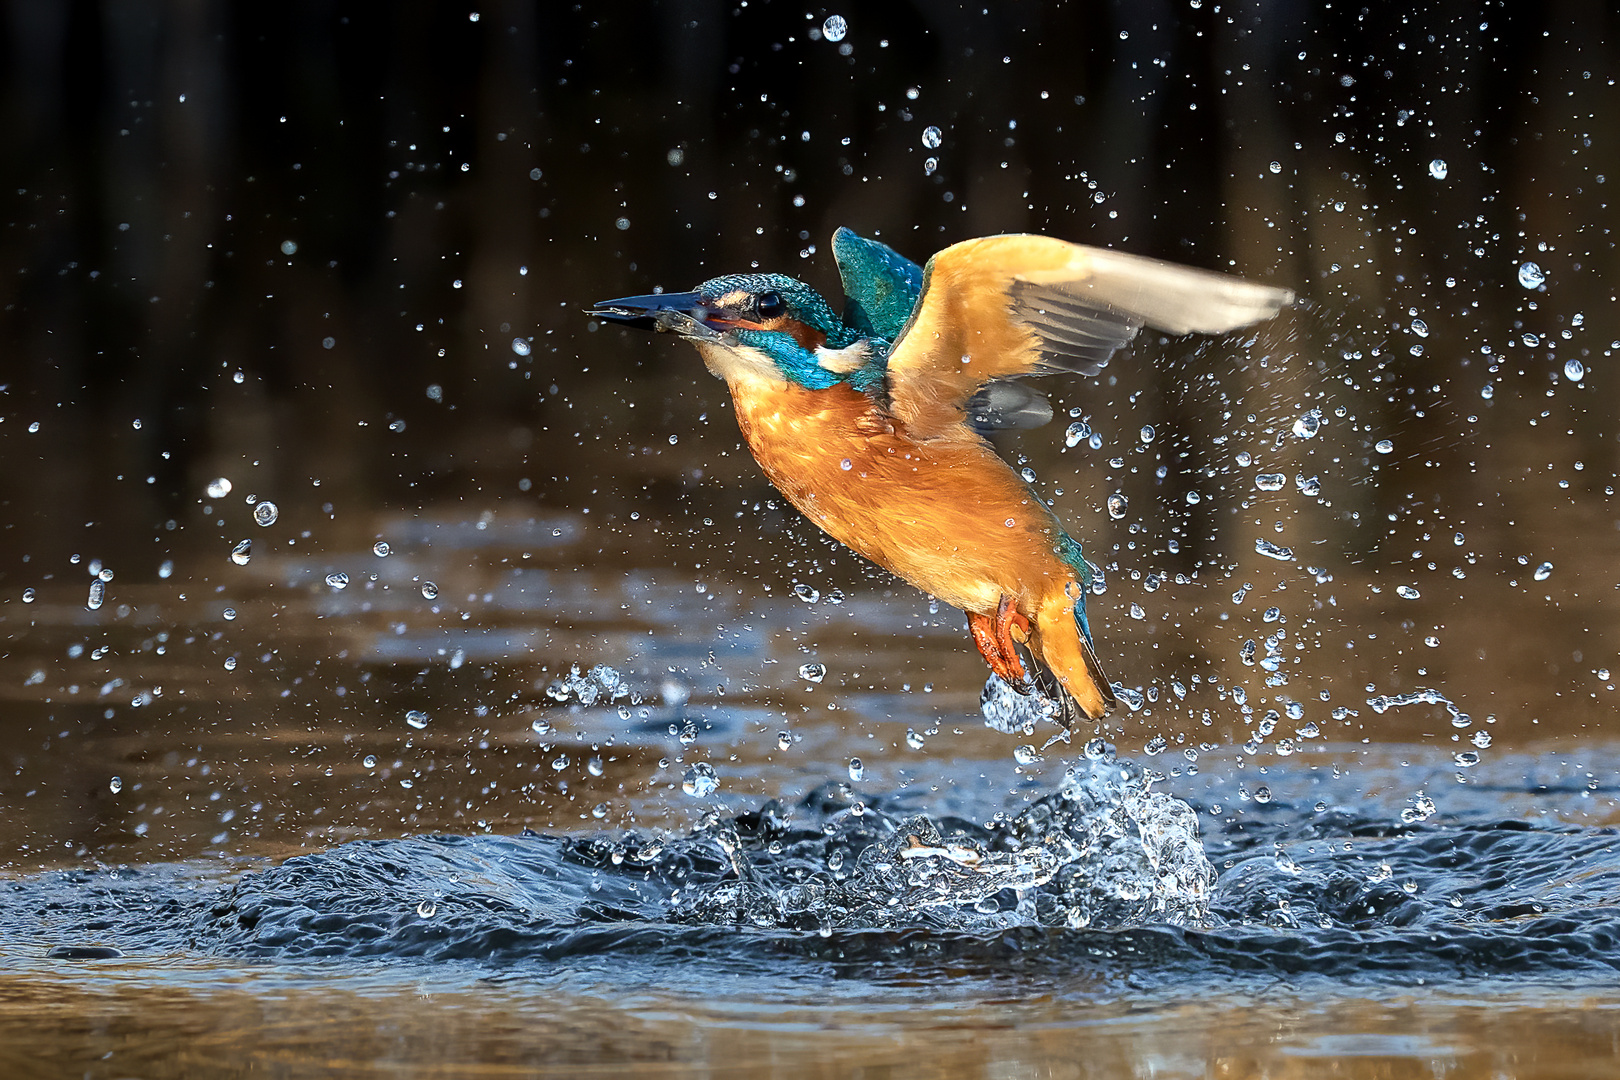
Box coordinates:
[970,595,1032,688]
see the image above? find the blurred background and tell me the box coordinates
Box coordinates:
[0,1,1617,866]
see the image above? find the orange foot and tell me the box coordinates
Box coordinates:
[968,595,1033,688]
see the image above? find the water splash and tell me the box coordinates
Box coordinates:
[668,763,1214,931]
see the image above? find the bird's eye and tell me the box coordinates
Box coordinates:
[755,291,785,320]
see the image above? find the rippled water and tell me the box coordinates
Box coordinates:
[11,745,1620,978]
[7,743,1620,1075]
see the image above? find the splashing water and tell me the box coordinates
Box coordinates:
[979,674,1059,734]
[662,762,1214,931]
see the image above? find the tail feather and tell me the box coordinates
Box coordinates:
[1028,591,1116,725]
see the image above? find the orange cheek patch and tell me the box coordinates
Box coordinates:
[766,318,827,352]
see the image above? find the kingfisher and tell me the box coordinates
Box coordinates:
[589,230,1293,727]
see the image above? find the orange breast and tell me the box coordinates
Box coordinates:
[725,376,1074,614]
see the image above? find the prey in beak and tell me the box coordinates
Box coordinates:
[586,292,723,340]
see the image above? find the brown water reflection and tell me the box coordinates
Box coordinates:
[2,964,1617,1080]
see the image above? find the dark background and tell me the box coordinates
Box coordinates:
[3,2,1613,544]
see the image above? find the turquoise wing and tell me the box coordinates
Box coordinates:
[832,228,924,341]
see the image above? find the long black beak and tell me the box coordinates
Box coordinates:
[585,291,720,338]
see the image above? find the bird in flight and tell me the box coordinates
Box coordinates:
[589,229,1293,728]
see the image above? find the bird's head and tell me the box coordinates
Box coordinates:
[589,273,883,392]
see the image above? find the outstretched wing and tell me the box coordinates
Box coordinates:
[884,234,1295,440]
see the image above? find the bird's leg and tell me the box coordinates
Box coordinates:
[994,595,1032,683]
[969,596,1033,689]
[968,611,1011,679]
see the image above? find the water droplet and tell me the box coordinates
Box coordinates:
[325,572,349,590]
[1428,158,1448,179]
[253,501,279,527]
[512,338,532,357]
[1425,636,1440,647]
[1480,383,1495,400]
[792,583,820,604]
[1139,424,1155,443]
[922,156,939,176]
[1013,744,1042,764]
[230,539,252,565]
[421,581,439,599]
[1107,493,1128,519]
[21,588,34,603]
[531,719,552,736]
[158,560,173,579]
[322,336,336,350]
[1518,261,1545,289]
[108,776,123,794]
[847,757,865,782]
[798,662,827,683]
[1064,421,1091,448]
[1534,561,1553,581]
[777,731,792,751]
[223,656,237,671]
[1410,319,1429,338]
[682,762,718,798]
[1252,785,1273,804]
[405,709,430,729]
[821,14,847,41]
[1255,473,1286,491]
[364,755,377,768]
[905,728,925,749]
[222,608,237,621]
[1292,410,1323,438]
[1375,439,1395,454]
[206,478,232,499]
[1082,737,1114,762]
[1269,160,1282,173]
[281,239,298,255]
[1396,585,1421,599]
[416,900,437,918]
[1255,539,1295,562]
[373,541,391,557]
[921,125,942,149]
[1565,359,1585,381]
[1295,474,1322,496]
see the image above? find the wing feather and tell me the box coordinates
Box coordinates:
[885,235,1294,439]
